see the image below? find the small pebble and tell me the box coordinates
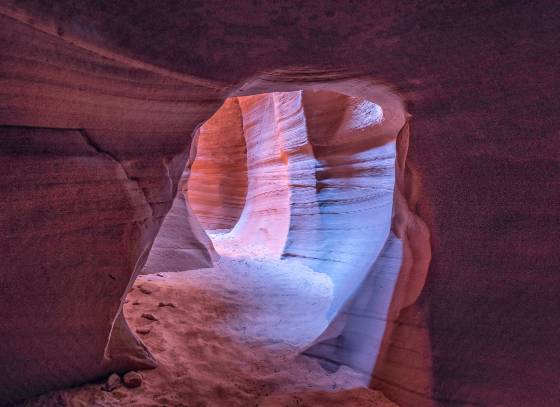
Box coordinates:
[156,273,164,277]
[132,301,141,306]
[136,327,151,335]
[141,313,158,321]
[102,373,120,392]
[158,302,176,308]
[139,286,152,295]
[122,371,142,388]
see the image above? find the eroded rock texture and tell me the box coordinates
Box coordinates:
[186,90,411,390]
[1,1,559,406]
[187,89,429,402]
[0,7,224,402]
[187,98,248,231]
[189,89,402,315]
[190,89,402,310]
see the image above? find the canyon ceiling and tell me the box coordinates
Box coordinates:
[1,1,559,406]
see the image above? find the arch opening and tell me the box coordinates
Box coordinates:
[111,75,432,407]
[182,87,405,375]
[186,89,400,323]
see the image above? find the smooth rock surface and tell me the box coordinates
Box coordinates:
[187,97,248,231]
[1,2,559,406]
[141,172,218,275]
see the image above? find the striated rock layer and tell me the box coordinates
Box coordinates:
[187,98,248,231]
[186,88,427,402]
[189,88,403,326]
[1,1,559,406]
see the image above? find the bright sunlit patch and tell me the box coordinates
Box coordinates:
[349,99,384,130]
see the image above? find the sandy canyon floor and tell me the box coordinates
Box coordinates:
[21,234,396,407]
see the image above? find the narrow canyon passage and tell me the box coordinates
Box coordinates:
[21,89,404,406]
[2,3,558,406]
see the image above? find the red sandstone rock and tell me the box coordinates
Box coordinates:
[101,373,121,392]
[122,371,143,389]
[0,2,559,406]
[187,98,248,231]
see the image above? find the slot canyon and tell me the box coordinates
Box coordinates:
[1,2,559,407]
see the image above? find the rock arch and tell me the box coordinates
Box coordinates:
[138,79,433,405]
[1,2,559,406]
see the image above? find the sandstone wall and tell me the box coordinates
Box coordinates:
[186,89,424,401]
[141,169,218,275]
[1,1,559,406]
[0,9,224,402]
[188,90,401,320]
[187,98,248,231]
